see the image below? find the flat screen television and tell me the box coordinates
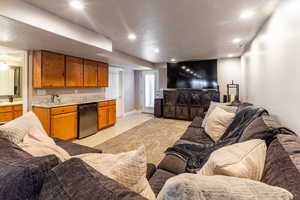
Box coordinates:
[167,60,218,89]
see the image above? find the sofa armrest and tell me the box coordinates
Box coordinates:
[54,138,102,156]
[146,163,156,180]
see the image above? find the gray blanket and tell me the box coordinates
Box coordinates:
[165,106,268,173]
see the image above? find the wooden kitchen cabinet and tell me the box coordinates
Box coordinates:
[97,100,116,130]
[66,56,84,87]
[84,59,98,87]
[98,62,109,87]
[0,105,23,122]
[33,50,65,88]
[51,112,77,141]
[33,105,77,140]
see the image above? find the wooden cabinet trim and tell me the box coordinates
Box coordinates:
[0,106,13,113]
[51,105,77,115]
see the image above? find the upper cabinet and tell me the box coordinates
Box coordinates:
[33,51,65,88]
[66,56,84,88]
[84,59,98,87]
[32,50,109,89]
[98,62,109,87]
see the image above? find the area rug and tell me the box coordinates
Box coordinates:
[95,118,190,165]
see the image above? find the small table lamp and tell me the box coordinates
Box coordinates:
[227,80,240,104]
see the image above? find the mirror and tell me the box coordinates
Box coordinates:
[0,65,22,98]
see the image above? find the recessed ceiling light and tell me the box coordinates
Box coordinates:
[70,1,84,9]
[153,48,160,53]
[228,54,234,57]
[186,69,190,72]
[181,66,186,69]
[171,58,176,62]
[128,33,136,41]
[240,10,256,19]
[232,38,241,44]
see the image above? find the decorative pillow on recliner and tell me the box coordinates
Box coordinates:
[0,111,48,144]
[239,114,281,144]
[204,107,235,141]
[157,174,293,200]
[198,139,267,181]
[202,101,237,128]
[0,155,59,200]
[74,146,156,200]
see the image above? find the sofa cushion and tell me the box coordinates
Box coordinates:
[149,169,176,196]
[189,116,203,128]
[158,154,186,174]
[0,111,48,144]
[204,106,235,141]
[199,139,267,181]
[54,138,102,156]
[0,138,31,163]
[146,163,157,180]
[74,146,156,200]
[0,155,59,200]
[158,174,293,200]
[262,134,300,200]
[180,127,214,144]
[239,115,281,144]
[40,158,146,200]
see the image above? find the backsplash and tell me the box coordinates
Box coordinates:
[32,88,106,104]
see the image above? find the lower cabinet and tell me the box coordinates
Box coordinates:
[33,105,77,140]
[98,100,116,130]
[0,105,23,123]
[51,112,77,140]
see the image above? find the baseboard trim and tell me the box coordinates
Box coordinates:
[123,109,141,116]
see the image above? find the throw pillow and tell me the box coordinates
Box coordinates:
[239,114,281,144]
[157,174,293,200]
[0,155,59,200]
[0,111,48,144]
[204,107,235,141]
[19,126,71,162]
[198,139,267,181]
[201,101,237,128]
[74,146,156,200]
[40,158,147,200]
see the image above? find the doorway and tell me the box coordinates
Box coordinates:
[142,70,158,114]
[105,67,124,118]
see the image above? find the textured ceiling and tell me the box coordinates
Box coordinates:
[23,0,279,63]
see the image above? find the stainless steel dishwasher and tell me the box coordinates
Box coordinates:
[78,103,98,139]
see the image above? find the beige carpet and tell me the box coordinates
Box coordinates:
[95,118,190,165]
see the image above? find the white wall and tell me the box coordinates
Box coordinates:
[217,58,242,101]
[241,0,300,133]
[123,69,136,113]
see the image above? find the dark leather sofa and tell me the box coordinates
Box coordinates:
[149,108,300,200]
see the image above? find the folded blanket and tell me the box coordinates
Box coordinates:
[165,106,268,172]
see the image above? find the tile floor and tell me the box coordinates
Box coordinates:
[73,111,154,148]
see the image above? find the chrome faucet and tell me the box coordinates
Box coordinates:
[50,94,60,104]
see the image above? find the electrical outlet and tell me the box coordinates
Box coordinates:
[37,89,46,96]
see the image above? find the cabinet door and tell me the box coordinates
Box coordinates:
[98,107,108,130]
[66,56,84,87]
[97,62,109,87]
[0,112,13,122]
[108,105,116,126]
[84,60,98,87]
[13,111,23,119]
[42,51,65,88]
[51,112,77,140]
